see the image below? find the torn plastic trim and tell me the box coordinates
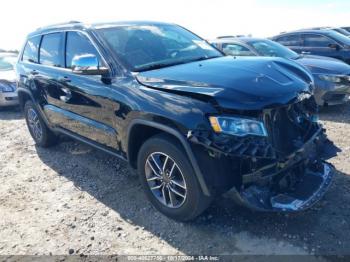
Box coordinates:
[241,126,327,184]
[187,124,325,161]
[234,161,335,212]
[187,129,277,159]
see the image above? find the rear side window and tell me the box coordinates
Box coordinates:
[40,33,64,67]
[276,34,301,46]
[22,36,41,63]
[65,31,101,68]
[303,34,336,47]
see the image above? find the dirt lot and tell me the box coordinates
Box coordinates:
[0,104,350,258]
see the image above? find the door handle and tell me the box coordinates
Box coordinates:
[30,70,39,75]
[58,76,71,83]
[60,87,72,102]
[301,51,311,55]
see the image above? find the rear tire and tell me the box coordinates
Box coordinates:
[24,100,58,147]
[137,134,212,221]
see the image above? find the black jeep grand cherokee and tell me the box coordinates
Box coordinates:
[16,21,337,221]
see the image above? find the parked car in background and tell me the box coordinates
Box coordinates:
[341,27,350,33]
[306,27,350,37]
[0,53,18,107]
[329,27,350,37]
[16,21,336,221]
[211,37,350,106]
[272,29,350,64]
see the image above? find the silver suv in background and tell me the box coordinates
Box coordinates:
[0,53,18,107]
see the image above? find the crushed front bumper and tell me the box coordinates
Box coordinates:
[237,161,334,212]
[188,125,339,212]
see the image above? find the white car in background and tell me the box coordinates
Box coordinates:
[0,53,18,107]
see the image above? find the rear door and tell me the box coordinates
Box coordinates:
[17,33,67,122]
[301,34,342,59]
[36,32,66,112]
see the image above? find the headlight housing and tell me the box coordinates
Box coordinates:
[209,116,267,137]
[0,81,15,92]
[318,74,350,84]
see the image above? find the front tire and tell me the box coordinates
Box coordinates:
[24,100,58,147]
[137,134,212,221]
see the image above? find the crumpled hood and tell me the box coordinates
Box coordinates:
[0,69,16,82]
[137,56,313,110]
[296,55,350,75]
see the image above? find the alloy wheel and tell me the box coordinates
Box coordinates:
[145,152,187,208]
[27,108,43,142]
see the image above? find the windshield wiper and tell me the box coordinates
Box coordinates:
[190,56,221,63]
[136,61,188,72]
[136,56,221,72]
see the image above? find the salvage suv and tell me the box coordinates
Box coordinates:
[16,21,337,221]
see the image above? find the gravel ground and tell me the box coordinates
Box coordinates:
[0,104,349,258]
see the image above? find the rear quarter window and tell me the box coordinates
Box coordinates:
[22,36,41,63]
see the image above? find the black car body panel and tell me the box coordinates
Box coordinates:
[16,21,339,213]
[137,56,313,110]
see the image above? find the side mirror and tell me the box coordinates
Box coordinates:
[72,54,109,75]
[328,43,341,51]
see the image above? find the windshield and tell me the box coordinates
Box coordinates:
[248,39,299,59]
[0,55,17,71]
[97,24,222,71]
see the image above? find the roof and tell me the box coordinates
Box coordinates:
[275,29,336,37]
[28,20,173,37]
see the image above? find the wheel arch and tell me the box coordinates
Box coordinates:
[18,88,34,111]
[127,119,211,196]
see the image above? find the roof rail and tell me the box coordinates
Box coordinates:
[36,21,82,31]
[216,35,237,39]
[217,34,251,39]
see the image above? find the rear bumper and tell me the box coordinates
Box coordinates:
[0,91,19,106]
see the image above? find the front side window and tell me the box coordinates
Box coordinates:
[303,34,336,47]
[65,31,101,68]
[39,33,64,67]
[97,24,222,71]
[22,36,41,63]
[222,43,255,56]
[276,34,301,46]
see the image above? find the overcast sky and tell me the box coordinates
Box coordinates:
[1,0,350,50]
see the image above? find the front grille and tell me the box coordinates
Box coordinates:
[262,100,319,158]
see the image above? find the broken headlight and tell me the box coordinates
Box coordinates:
[209,116,267,137]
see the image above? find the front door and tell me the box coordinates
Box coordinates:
[43,31,119,149]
